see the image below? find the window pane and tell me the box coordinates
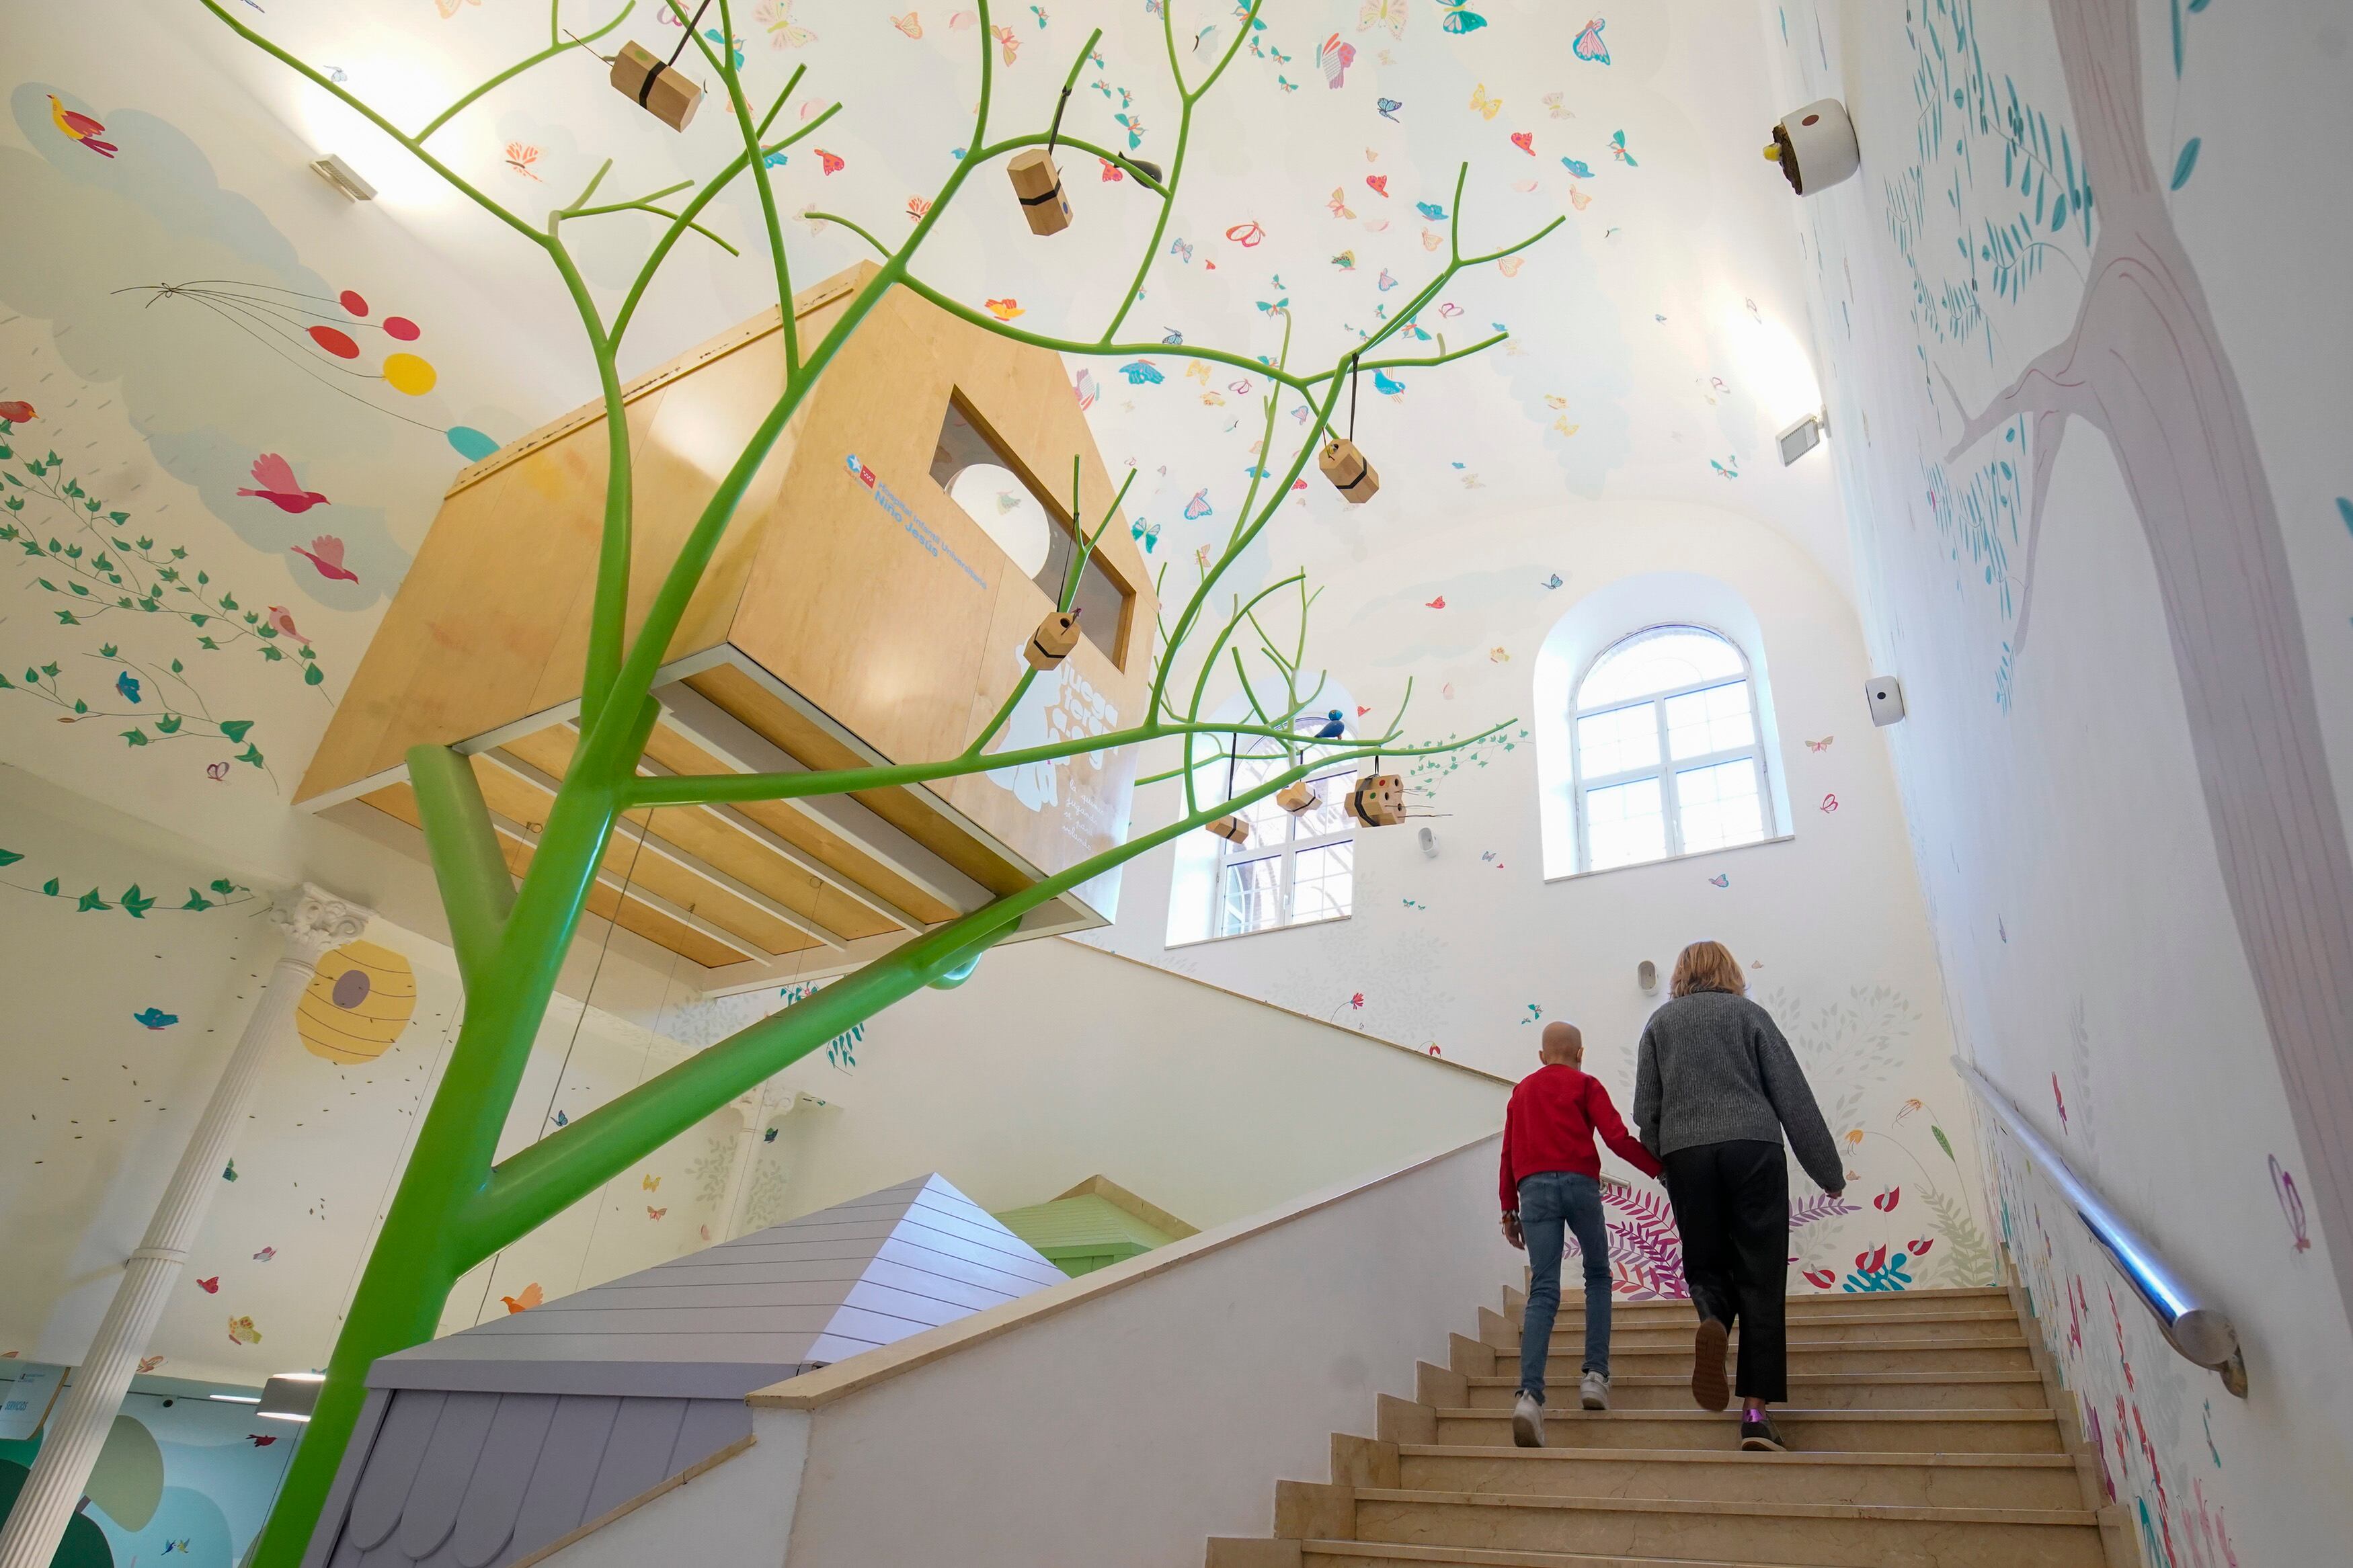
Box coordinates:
[1575,704,1661,780]
[1675,759,1766,852]
[1219,856,1283,936]
[1663,681,1755,760]
[1291,843,1354,923]
[1577,626,1745,708]
[1585,777,1667,870]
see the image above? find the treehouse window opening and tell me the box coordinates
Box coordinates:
[930,395,1130,667]
[1212,719,1359,938]
[1572,625,1773,872]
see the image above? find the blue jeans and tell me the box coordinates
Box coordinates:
[1518,1170,1612,1400]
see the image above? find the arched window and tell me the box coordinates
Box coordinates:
[1572,626,1773,872]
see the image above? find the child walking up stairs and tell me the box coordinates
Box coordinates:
[1206,1280,2135,1568]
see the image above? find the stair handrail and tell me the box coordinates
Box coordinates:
[1952,1054,2247,1397]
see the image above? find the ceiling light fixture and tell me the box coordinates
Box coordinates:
[1776,411,1828,466]
[256,1371,325,1423]
[206,1393,261,1404]
[309,153,376,202]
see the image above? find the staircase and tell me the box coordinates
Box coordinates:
[1206,1277,2135,1568]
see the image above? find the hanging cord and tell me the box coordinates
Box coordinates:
[1046,82,1074,157]
[668,0,715,67]
[1348,361,1361,443]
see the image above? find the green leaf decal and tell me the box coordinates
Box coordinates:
[120,885,155,918]
[2169,137,2201,191]
[1931,1124,1956,1162]
[75,886,111,911]
[184,889,214,911]
[219,719,253,742]
[0,848,22,866]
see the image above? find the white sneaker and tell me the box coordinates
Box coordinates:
[1511,1391,1546,1448]
[1579,1370,1611,1411]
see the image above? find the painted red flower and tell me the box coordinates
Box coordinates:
[1803,1268,1837,1289]
[1872,1185,1901,1212]
[1909,1237,1934,1256]
[1856,1243,1888,1273]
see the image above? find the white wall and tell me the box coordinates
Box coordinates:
[717,936,1512,1233]
[545,1134,1517,1568]
[1759,0,2353,1560]
[1083,499,1994,1296]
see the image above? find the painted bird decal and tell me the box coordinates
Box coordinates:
[132,1007,177,1030]
[0,401,36,423]
[48,95,118,157]
[265,606,307,643]
[239,454,329,515]
[501,1282,545,1313]
[116,670,142,704]
[1371,368,1406,396]
[290,535,360,582]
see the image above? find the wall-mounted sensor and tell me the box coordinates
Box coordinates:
[308,153,376,202]
[1638,959,1659,995]
[1777,411,1827,465]
[1417,825,1439,858]
[1866,676,1907,727]
[1765,99,1860,195]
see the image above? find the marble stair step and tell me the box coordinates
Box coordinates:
[1291,1540,1985,1568]
[1429,1407,2067,1454]
[1394,1446,2089,1510]
[1492,1310,2024,1346]
[1510,1286,2011,1319]
[1489,1339,2034,1376]
[1343,1487,2108,1568]
[1462,1370,2048,1411]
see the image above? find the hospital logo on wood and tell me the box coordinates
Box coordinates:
[296,940,417,1064]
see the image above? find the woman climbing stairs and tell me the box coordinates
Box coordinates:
[1205,1278,2135,1568]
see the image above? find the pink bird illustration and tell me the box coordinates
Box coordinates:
[48,95,118,158]
[290,535,360,583]
[266,605,306,641]
[239,454,330,514]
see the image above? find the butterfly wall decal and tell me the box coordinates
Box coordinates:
[815,148,845,175]
[1376,267,1398,290]
[1468,83,1502,120]
[1415,200,1448,221]
[1573,17,1610,63]
[1131,520,1159,552]
[1561,155,1593,178]
[1183,489,1213,520]
[1609,128,1638,165]
[984,297,1024,320]
[1435,0,1488,33]
[993,24,1020,63]
[1357,0,1406,40]
[1540,573,1563,589]
[1365,173,1389,196]
[647,1206,668,1219]
[1378,97,1403,120]
[1115,112,1146,147]
[891,12,922,37]
[1225,220,1265,247]
[1318,32,1355,88]
[1542,90,1574,119]
[1117,360,1162,384]
[1804,735,1834,751]
[755,0,815,48]
[1511,130,1534,155]
[1168,237,1193,263]
[1708,873,1730,888]
[1328,187,1355,218]
[1072,368,1098,410]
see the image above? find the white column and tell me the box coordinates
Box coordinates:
[0,885,368,1568]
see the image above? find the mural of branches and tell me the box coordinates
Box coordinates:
[167,3,1559,1560]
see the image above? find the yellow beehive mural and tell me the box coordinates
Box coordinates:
[295,940,417,1065]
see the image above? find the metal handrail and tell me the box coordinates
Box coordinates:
[1952,1055,2247,1397]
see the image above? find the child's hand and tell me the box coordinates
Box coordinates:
[1501,1212,1525,1249]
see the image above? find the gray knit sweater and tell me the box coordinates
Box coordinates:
[1632,989,1845,1194]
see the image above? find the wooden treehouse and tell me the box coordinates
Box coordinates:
[297,264,1157,987]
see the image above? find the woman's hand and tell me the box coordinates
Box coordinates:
[1501,1212,1525,1249]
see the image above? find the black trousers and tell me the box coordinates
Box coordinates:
[1662,1139,1790,1403]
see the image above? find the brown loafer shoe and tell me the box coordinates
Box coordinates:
[1691,1317,1730,1411]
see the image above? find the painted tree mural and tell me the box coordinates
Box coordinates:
[165,3,1557,1561]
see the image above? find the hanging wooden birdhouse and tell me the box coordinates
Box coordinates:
[609,41,704,131]
[1025,608,1082,671]
[1207,816,1251,845]
[1345,774,1407,828]
[1765,99,1860,196]
[1275,781,1321,816]
[1318,438,1380,504]
[1008,149,1072,236]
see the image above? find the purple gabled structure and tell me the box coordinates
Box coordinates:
[299,1172,1064,1568]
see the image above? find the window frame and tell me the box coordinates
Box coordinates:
[1208,723,1361,939]
[1569,625,1777,874]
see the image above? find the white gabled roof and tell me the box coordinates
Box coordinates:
[370,1173,1065,1398]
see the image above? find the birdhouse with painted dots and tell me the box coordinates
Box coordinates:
[1007,149,1072,235]
[1025,608,1082,671]
[1275,781,1320,816]
[609,40,704,132]
[1765,99,1860,196]
[1207,816,1251,845]
[298,263,1158,984]
[1345,774,1407,828]
[1318,438,1380,503]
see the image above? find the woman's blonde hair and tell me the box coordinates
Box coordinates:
[1670,940,1747,999]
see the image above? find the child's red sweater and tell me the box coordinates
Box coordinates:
[1500,1063,1663,1210]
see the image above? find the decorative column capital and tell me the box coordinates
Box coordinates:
[270,882,373,966]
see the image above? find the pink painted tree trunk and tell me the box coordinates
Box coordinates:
[1946,0,2353,1326]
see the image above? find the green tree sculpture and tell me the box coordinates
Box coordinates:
[194,3,1555,1558]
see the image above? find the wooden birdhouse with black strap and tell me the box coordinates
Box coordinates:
[1025,608,1082,671]
[295,263,1157,985]
[610,40,703,132]
[1345,774,1406,827]
[1275,781,1320,816]
[1008,149,1072,236]
[1318,438,1379,503]
[1207,816,1251,845]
